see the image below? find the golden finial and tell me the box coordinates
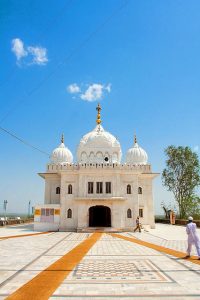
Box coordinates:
[61,133,64,144]
[134,134,137,144]
[96,103,101,125]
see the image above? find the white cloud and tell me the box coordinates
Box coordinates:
[67,83,81,94]
[11,38,27,61]
[80,83,111,102]
[193,145,199,152]
[11,38,48,66]
[105,83,111,93]
[66,82,111,101]
[80,84,103,101]
[27,46,48,65]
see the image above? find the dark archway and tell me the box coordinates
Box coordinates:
[89,206,111,227]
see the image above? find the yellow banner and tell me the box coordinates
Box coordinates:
[54,209,60,215]
[34,209,41,216]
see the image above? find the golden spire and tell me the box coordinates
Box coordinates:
[96,103,102,125]
[61,133,64,144]
[134,134,137,144]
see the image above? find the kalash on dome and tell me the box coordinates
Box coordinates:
[34,104,159,232]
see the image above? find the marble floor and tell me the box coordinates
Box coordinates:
[0,224,200,299]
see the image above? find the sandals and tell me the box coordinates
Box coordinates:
[184,255,191,259]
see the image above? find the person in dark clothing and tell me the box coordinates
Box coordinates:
[134,216,141,232]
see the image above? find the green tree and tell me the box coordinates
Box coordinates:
[162,146,200,219]
[184,195,200,219]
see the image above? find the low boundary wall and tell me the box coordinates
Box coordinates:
[156,218,200,228]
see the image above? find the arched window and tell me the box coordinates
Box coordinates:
[56,187,60,194]
[127,184,131,194]
[138,187,142,194]
[68,184,72,194]
[139,208,143,218]
[81,152,87,163]
[89,152,94,163]
[96,151,103,163]
[112,152,118,163]
[127,208,132,218]
[67,208,72,218]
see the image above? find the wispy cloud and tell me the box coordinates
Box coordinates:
[67,83,111,102]
[67,83,81,94]
[11,38,48,66]
[193,145,199,152]
[27,46,48,65]
[105,83,111,93]
[11,38,27,62]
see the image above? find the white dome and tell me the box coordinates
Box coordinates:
[51,135,73,164]
[77,124,122,164]
[126,136,148,165]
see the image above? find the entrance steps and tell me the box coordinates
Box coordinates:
[77,227,134,233]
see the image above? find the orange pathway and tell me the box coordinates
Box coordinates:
[6,232,102,300]
[110,233,200,265]
[0,231,51,240]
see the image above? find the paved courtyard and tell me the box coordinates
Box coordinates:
[0,224,200,299]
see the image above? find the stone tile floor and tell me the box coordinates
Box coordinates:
[69,259,172,283]
[0,223,200,299]
[123,223,200,254]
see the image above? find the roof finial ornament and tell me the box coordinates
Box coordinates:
[96,103,102,125]
[134,134,137,144]
[61,133,64,144]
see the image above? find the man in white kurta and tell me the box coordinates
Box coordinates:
[186,216,200,259]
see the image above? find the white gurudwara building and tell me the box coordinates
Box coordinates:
[34,104,158,232]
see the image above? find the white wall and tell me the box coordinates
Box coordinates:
[39,164,157,231]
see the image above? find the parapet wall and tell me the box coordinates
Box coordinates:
[46,163,152,173]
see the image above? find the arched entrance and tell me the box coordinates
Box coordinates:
[89,206,111,227]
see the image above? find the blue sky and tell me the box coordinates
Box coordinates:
[0,0,200,215]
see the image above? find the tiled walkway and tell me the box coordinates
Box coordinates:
[0,224,200,299]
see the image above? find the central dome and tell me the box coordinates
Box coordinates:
[77,104,122,164]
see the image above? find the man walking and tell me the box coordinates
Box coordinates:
[134,216,141,233]
[185,216,200,259]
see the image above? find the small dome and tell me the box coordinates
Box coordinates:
[51,134,73,164]
[126,135,148,165]
[77,104,122,164]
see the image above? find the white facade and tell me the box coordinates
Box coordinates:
[34,104,158,232]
